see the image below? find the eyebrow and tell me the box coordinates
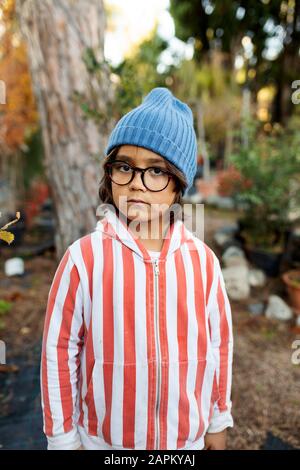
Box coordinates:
[116,154,166,166]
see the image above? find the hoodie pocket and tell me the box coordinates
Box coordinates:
[159,358,217,449]
[83,359,151,448]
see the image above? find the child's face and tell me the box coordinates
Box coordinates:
[111,145,177,224]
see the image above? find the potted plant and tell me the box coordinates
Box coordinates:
[225,117,300,276]
[282,270,300,315]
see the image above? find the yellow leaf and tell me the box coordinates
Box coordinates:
[0,230,15,244]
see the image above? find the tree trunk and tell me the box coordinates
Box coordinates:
[16,0,114,258]
[195,99,210,180]
[241,87,251,149]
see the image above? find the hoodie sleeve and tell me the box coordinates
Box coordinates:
[40,247,84,450]
[206,256,234,434]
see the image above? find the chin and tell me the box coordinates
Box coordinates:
[126,207,150,223]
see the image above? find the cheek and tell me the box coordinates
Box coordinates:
[112,184,127,206]
[151,189,177,215]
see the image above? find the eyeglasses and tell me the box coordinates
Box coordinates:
[105,160,173,192]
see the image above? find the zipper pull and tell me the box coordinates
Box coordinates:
[154,259,160,275]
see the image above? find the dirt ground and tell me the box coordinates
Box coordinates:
[0,207,299,449]
[204,206,300,450]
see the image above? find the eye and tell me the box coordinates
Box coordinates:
[116,163,132,173]
[149,167,165,176]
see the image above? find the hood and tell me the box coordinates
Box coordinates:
[95,206,193,262]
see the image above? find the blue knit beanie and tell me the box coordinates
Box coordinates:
[105,87,198,196]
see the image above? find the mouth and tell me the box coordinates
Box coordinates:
[127,199,149,205]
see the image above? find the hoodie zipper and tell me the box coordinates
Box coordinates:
[153,258,161,449]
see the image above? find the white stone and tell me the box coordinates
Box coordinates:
[222,246,248,268]
[222,246,245,260]
[222,265,250,300]
[265,295,293,321]
[4,257,24,276]
[248,269,266,287]
[223,256,248,268]
[213,232,232,247]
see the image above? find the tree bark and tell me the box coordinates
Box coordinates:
[195,99,210,181]
[17,0,114,258]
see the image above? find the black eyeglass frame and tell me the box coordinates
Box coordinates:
[105,159,174,192]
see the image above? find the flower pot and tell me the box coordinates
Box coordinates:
[282,270,300,315]
[244,245,283,277]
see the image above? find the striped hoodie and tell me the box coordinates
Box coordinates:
[40,206,234,450]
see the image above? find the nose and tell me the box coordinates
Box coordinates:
[128,169,147,191]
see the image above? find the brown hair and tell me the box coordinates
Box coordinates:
[98,146,188,225]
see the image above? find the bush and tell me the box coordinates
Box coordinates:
[217,165,252,197]
[228,118,300,249]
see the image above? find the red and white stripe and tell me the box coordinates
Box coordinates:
[41,208,234,450]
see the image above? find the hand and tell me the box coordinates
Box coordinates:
[204,429,227,450]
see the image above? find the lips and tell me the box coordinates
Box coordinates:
[128,199,149,204]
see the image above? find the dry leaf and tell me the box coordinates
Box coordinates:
[0,230,14,244]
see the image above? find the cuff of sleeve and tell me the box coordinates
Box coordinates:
[207,409,234,434]
[46,426,82,450]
